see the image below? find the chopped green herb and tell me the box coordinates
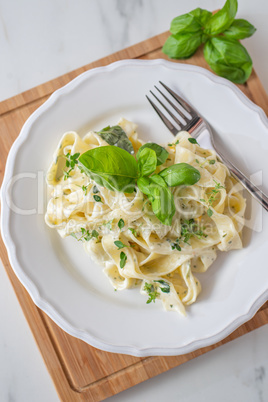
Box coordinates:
[207,180,225,205]
[129,228,138,237]
[143,282,160,304]
[93,195,102,202]
[120,251,127,268]
[223,233,227,237]
[180,218,207,244]
[104,220,113,230]
[154,280,170,293]
[195,158,208,168]
[209,159,216,164]
[114,240,127,250]
[118,219,125,230]
[71,228,99,242]
[82,184,89,195]
[207,208,213,217]
[63,171,70,180]
[188,138,199,145]
[91,230,99,239]
[200,198,206,202]
[92,185,99,193]
[64,152,80,180]
[171,238,181,251]
[168,140,179,147]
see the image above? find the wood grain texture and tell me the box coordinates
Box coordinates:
[0,31,267,402]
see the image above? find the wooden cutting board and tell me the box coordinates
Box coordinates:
[0,31,268,402]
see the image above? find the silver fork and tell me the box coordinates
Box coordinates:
[146,81,268,212]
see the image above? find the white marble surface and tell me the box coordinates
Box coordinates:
[0,0,267,401]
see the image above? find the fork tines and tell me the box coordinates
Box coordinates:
[146,82,199,135]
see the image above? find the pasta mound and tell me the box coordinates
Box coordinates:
[45,118,246,316]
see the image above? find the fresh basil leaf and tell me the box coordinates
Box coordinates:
[150,184,175,226]
[97,125,134,155]
[137,177,152,200]
[136,143,169,166]
[170,12,202,34]
[78,146,138,193]
[204,0,238,35]
[150,174,167,188]
[189,8,212,26]
[223,19,256,39]
[137,148,157,177]
[137,175,167,197]
[170,8,212,35]
[162,32,203,59]
[204,37,252,84]
[159,163,201,187]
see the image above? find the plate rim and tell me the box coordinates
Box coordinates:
[1,58,268,357]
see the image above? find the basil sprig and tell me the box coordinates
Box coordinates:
[79,143,200,226]
[162,0,256,84]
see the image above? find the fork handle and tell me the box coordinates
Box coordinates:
[215,148,268,212]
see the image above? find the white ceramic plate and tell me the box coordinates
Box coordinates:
[1,59,268,357]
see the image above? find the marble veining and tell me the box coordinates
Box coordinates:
[255,366,266,402]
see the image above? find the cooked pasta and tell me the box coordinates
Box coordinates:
[45,118,246,316]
